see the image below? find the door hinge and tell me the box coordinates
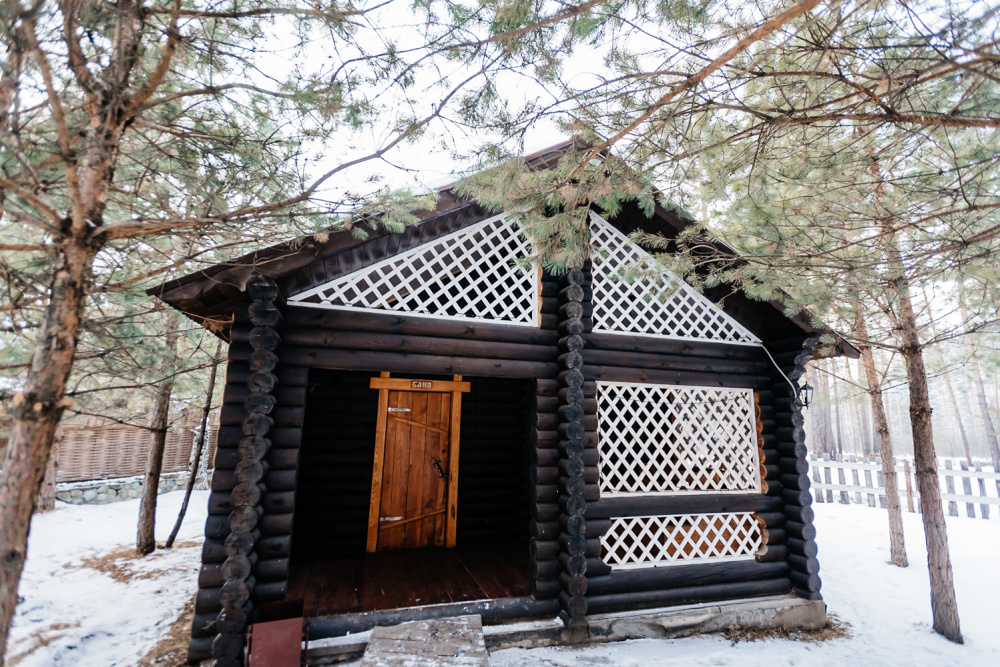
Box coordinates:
[379,516,403,523]
[387,407,411,413]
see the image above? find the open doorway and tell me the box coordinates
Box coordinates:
[287,370,531,616]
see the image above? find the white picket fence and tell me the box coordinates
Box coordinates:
[809,453,1000,520]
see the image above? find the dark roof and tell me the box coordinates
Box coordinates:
[149,139,856,357]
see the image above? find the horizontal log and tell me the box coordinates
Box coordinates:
[259,513,294,536]
[267,448,299,470]
[254,558,289,583]
[191,612,217,638]
[224,384,308,407]
[789,570,822,592]
[788,554,820,575]
[195,586,223,613]
[532,579,561,600]
[262,491,296,514]
[264,470,297,492]
[252,581,287,603]
[756,512,786,528]
[584,364,770,389]
[226,363,309,387]
[187,638,214,663]
[585,578,792,615]
[584,332,766,361]
[210,470,237,492]
[277,345,560,379]
[205,515,231,539]
[777,441,807,459]
[584,349,771,375]
[586,560,789,596]
[208,492,235,516]
[278,327,558,363]
[783,504,814,524]
[782,488,812,506]
[781,473,811,491]
[587,493,783,519]
[756,545,788,563]
[530,539,561,562]
[531,520,560,541]
[256,535,291,559]
[780,457,809,474]
[787,538,819,558]
[270,427,303,448]
[282,307,561,346]
[199,563,224,589]
[767,528,786,545]
[536,379,596,397]
[785,521,817,540]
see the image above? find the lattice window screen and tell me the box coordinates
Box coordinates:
[598,382,761,494]
[288,214,538,326]
[601,513,765,568]
[589,212,759,344]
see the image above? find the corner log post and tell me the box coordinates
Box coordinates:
[773,337,822,600]
[556,266,589,638]
[211,275,283,665]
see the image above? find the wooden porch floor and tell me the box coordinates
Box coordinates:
[287,545,530,617]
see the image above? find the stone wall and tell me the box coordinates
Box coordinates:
[55,471,209,505]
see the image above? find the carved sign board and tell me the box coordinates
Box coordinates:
[411,380,434,389]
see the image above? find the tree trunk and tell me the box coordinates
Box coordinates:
[165,339,223,548]
[832,362,844,454]
[959,285,1000,469]
[855,307,908,567]
[0,241,96,664]
[845,359,869,456]
[136,326,179,556]
[36,433,59,513]
[891,266,962,642]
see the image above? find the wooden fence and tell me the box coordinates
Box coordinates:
[810,453,1000,520]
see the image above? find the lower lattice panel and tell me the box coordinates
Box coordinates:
[601,512,765,568]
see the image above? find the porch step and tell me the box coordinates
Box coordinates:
[359,614,489,666]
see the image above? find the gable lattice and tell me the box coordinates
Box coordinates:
[600,513,765,568]
[597,382,761,495]
[589,212,759,344]
[288,214,538,326]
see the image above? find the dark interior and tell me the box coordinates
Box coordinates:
[290,369,530,560]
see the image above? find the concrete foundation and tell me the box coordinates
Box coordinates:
[304,594,827,664]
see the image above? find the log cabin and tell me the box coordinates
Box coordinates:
[150,141,855,664]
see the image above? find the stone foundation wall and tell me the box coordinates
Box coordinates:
[55,471,210,504]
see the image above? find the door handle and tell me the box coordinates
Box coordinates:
[388,407,411,413]
[431,457,448,480]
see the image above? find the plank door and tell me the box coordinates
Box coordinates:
[375,390,452,550]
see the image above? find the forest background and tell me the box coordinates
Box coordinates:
[1,0,999,663]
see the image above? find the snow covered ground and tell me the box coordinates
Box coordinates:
[8,491,208,666]
[7,493,1000,666]
[492,505,1000,666]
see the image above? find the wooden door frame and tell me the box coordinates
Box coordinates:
[366,372,471,552]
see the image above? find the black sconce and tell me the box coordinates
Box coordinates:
[799,383,814,408]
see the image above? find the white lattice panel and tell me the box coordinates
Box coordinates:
[589,212,759,344]
[289,214,538,326]
[601,513,764,568]
[598,382,761,494]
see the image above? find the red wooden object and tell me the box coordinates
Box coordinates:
[246,617,303,667]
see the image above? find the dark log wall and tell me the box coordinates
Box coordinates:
[577,267,799,616]
[767,336,821,599]
[188,309,308,664]
[290,370,529,559]
[184,223,819,658]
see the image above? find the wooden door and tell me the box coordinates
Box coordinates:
[367,374,470,552]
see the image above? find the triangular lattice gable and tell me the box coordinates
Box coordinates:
[589,212,760,344]
[287,214,539,326]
